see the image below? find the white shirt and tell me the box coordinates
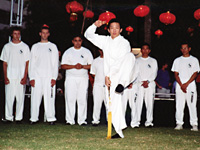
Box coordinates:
[29,42,59,80]
[0,41,30,79]
[135,56,158,83]
[171,55,200,84]
[61,47,93,78]
[84,24,131,77]
[90,57,105,86]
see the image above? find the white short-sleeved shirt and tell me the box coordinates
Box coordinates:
[135,56,158,83]
[61,47,93,78]
[29,42,59,80]
[90,57,105,86]
[0,41,30,79]
[171,55,200,84]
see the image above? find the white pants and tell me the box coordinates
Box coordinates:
[92,84,106,124]
[30,78,56,122]
[122,87,138,127]
[136,83,155,126]
[5,79,25,121]
[65,77,88,125]
[175,84,198,126]
[106,52,135,137]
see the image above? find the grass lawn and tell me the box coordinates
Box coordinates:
[0,123,200,150]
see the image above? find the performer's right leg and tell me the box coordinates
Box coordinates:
[5,79,16,121]
[65,77,77,125]
[30,78,43,122]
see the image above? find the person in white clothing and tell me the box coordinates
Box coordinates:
[85,19,136,138]
[122,82,138,128]
[61,35,93,126]
[171,42,199,131]
[0,26,30,123]
[90,49,106,126]
[135,43,158,128]
[29,24,59,125]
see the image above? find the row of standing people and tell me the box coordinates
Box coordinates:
[1,19,199,139]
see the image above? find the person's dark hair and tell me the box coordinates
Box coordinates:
[72,34,83,40]
[40,24,50,32]
[141,42,151,49]
[10,26,21,35]
[108,19,121,29]
[180,41,191,48]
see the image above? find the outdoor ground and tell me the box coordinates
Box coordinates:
[0,123,200,150]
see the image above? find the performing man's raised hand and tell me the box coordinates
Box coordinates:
[94,20,106,27]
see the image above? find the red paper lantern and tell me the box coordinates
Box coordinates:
[83,10,94,19]
[194,9,200,20]
[134,5,150,17]
[126,26,134,35]
[194,9,200,27]
[155,29,163,38]
[159,11,176,25]
[66,1,84,14]
[99,11,116,24]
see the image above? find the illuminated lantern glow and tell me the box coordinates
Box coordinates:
[134,5,150,17]
[70,13,78,22]
[66,1,84,14]
[83,10,94,19]
[159,11,176,25]
[99,11,116,24]
[155,29,163,38]
[126,26,134,35]
[194,9,200,27]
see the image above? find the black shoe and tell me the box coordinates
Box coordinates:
[145,125,153,128]
[49,122,55,125]
[115,84,124,93]
[80,123,87,126]
[16,120,22,124]
[92,124,98,127]
[111,133,121,139]
[30,121,38,125]
[65,122,71,125]
[2,119,12,124]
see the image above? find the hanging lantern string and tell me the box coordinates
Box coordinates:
[81,0,90,34]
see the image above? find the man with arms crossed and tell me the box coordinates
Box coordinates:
[61,35,93,126]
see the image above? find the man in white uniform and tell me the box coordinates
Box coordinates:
[61,35,93,126]
[85,19,135,138]
[90,49,106,126]
[122,82,138,128]
[29,24,58,125]
[171,42,199,131]
[135,43,158,128]
[0,26,30,123]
